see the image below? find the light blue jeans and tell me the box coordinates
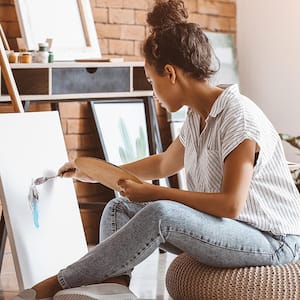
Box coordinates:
[57,197,300,289]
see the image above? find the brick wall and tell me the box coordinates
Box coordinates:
[0,0,236,244]
[95,0,236,60]
[0,0,236,59]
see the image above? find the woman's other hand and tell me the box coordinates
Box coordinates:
[118,179,159,202]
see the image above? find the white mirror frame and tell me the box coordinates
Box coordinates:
[14,0,101,61]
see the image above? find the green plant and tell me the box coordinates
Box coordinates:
[279,133,300,150]
[279,133,300,190]
[118,118,147,163]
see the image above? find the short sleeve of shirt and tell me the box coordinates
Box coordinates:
[220,100,261,162]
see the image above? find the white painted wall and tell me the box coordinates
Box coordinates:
[237,0,300,162]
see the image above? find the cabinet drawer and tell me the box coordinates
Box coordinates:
[52,67,130,94]
[1,69,49,95]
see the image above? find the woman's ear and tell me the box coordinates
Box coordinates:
[164,64,176,84]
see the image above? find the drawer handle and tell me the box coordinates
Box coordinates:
[86,67,98,74]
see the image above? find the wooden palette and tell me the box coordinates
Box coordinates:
[75,157,143,191]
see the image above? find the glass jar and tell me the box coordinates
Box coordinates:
[19,52,32,63]
[36,42,49,63]
[8,51,19,63]
[48,51,54,63]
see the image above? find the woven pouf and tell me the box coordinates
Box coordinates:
[166,253,300,300]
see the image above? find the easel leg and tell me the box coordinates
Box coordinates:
[0,211,7,272]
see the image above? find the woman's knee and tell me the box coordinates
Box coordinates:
[144,200,179,220]
[99,197,130,241]
[102,197,128,215]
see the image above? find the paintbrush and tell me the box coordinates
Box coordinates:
[33,175,58,185]
[33,168,76,185]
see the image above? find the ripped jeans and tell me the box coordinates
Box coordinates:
[57,197,300,289]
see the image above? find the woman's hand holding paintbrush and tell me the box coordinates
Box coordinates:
[34,161,97,186]
[57,161,98,183]
[33,162,76,186]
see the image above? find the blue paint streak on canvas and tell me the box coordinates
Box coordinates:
[33,198,39,228]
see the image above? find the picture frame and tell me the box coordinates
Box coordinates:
[91,99,153,167]
[14,0,101,61]
[91,98,171,191]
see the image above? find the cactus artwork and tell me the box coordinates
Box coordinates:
[118,118,147,163]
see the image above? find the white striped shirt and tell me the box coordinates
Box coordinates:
[179,84,300,235]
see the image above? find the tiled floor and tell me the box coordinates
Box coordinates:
[131,250,175,300]
[0,243,175,300]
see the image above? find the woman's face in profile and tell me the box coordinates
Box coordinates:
[144,62,182,113]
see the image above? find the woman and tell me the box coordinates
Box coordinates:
[14,0,300,299]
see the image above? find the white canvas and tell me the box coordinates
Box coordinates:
[0,111,88,289]
[15,0,101,60]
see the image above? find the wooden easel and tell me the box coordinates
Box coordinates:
[0,24,10,52]
[0,31,24,272]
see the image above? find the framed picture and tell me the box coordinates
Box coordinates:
[91,99,153,166]
[14,0,101,61]
[91,99,170,190]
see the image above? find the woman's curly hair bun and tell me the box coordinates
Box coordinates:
[143,0,219,81]
[147,0,188,32]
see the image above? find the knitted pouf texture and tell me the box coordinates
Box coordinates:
[166,253,300,300]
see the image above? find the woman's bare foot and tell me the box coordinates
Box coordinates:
[32,275,62,299]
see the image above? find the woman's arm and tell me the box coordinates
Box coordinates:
[57,137,184,183]
[121,137,184,180]
[119,139,256,219]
